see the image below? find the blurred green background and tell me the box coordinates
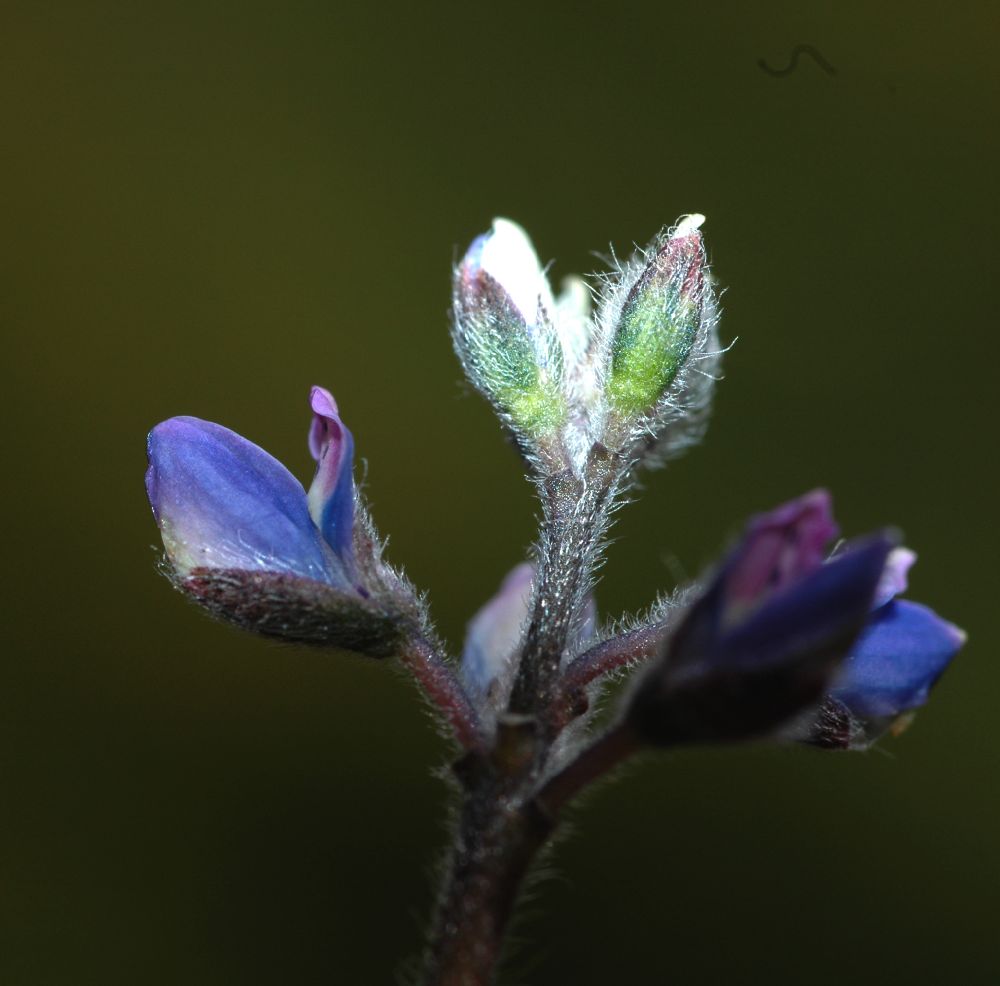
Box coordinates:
[3,2,997,983]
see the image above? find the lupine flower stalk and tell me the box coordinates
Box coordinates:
[144,216,964,986]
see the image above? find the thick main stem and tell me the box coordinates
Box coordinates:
[423,455,625,985]
[422,770,554,986]
[421,722,640,986]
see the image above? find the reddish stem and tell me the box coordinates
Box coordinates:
[550,624,667,731]
[423,720,642,986]
[400,638,484,751]
[537,721,641,817]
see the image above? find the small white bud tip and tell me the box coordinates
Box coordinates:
[477,218,550,323]
[672,213,706,238]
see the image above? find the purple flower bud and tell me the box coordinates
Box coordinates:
[627,491,892,747]
[715,489,839,627]
[462,563,535,703]
[145,390,414,656]
[803,550,964,749]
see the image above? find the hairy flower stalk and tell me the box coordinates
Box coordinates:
[144,216,964,986]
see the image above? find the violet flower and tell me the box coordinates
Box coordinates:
[628,491,894,745]
[145,386,419,656]
[627,490,962,749]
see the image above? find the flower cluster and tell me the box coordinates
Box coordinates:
[145,214,965,983]
[145,216,963,758]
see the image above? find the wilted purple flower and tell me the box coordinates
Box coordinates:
[805,548,965,749]
[145,386,417,655]
[627,490,894,745]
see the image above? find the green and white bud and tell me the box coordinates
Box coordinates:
[452,219,569,439]
[607,214,709,418]
[452,215,721,476]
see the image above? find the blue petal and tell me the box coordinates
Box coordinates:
[146,416,345,586]
[832,600,965,718]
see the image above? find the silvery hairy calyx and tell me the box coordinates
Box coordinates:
[145,216,964,985]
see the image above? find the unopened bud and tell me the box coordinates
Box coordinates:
[608,215,708,418]
[452,219,568,438]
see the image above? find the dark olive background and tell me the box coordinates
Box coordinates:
[3,2,997,984]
